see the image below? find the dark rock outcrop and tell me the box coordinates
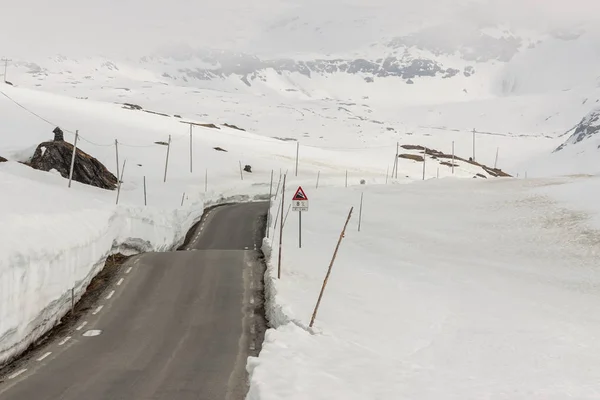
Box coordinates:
[53,127,64,141]
[30,140,118,190]
[0,156,7,162]
[555,108,600,152]
[243,165,252,173]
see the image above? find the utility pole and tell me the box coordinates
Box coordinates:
[2,58,11,82]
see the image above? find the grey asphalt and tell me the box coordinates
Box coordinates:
[0,201,268,400]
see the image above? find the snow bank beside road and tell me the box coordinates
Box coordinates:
[250,177,600,399]
[0,162,205,366]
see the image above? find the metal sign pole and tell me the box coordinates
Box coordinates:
[299,210,302,248]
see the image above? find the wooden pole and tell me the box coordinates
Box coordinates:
[309,207,354,328]
[345,170,348,188]
[239,161,244,181]
[278,175,286,279]
[204,169,208,193]
[295,141,299,177]
[274,172,282,200]
[267,170,273,238]
[68,130,79,188]
[163,135,171,183]
[422,148,426,180]
[316,171,320,189]
[283,203,292,227]
[437,167,439,179]
[143,176,147,206]
[181,192,185,206]
[189,124,193,173]
[116,159,127,205]
[395,142,399,179]
[115,139,120,182]
[494,147,499,169]
[358,193,363,232]
[472,128,476,161]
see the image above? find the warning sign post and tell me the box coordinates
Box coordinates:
[292,186,308,248]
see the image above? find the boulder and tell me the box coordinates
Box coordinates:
[243,165,252,173]
[0,156,7,162]
[30,139,118,190]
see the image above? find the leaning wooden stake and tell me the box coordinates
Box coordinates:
[309,207,354,328]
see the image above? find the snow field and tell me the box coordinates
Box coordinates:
[251,177,600,399]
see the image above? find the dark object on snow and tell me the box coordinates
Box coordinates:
[4,81,13,86]
[0,156,7,162]
[123,103,143,110]
[243,165,252,173]
[213,147,228,152]
[222,123,246,131]
[199,123,220,130]
[53,127,64,142]
[30,140,118,190]
[154,141,169,146]
[174,114,182,118]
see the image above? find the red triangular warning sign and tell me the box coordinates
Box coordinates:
[293,186,308,201]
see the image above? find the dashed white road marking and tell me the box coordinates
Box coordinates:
[83,329,102,337]
[133,259,140,266]
[250,325,256,334]
[37,352,52,362]
[250,281,254,289]
[58,336,71,346]
[92,305,104,315]
[8,369,27,380]
[244,246,249,250]
[125,266,132,274]
[117,278,124,286]
[249,342,256,351]
[250,309,254,317]
[76,321,88,331]
[106,290,115,300]
[250,297,255,305]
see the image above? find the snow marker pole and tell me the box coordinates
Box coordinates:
[472,128,476,161]
[116,159,127,205]
[115,139,120,182]
[494,147,499,169]
[422,148,426,180]
[163,135,171,183]
[68,130,79,188]
[205,169,208,193]
[358,193,363,232]
[309,207,353,328]
[395,142,399,179]
[181,192,185,207]
[143,176,147,206]
[345,170,348,188]
[189,124,193,174]
[239,161,244,181]
[316,171,320,189]
[71,288,75,315]
[267,170,273,238]
[278,174,286,279]
[385,165,389,184]
[295,141,299,177]
[452,141,455,174]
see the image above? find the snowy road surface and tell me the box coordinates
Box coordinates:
[0,202,268,400]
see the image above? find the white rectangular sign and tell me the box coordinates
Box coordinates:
[292,200,309,212]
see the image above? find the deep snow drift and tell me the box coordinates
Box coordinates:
[250,176,600,399]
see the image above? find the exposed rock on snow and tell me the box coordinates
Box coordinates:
[30,138,118,190]
[555,108,600,152]
[0,156,7,163]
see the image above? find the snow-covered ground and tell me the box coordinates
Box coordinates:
[250,176,600,399]
[1,15,600,396]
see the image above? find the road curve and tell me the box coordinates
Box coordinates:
[0,201,268,400]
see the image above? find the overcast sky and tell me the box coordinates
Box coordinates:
[0,0,598,59]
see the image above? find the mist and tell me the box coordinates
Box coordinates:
[0,0,599,59]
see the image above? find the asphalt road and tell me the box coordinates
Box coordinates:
[0,201,268,400]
